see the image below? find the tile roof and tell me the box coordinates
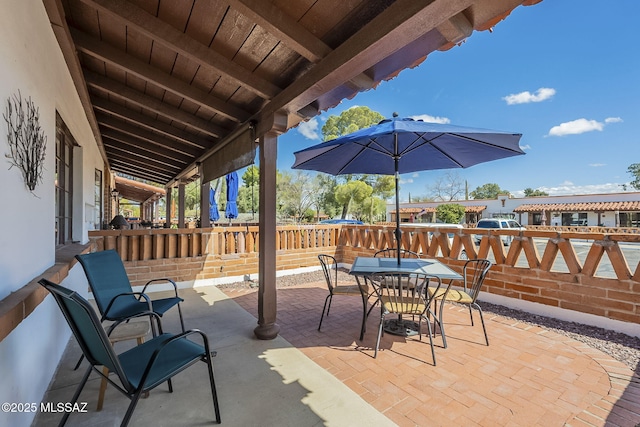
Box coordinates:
[514,201,640,213]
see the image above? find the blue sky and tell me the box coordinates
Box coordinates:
[274,0,640,202]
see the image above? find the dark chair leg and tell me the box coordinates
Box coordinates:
[120,390,144,427]
[177,303,185,332]
[374,314,385,358]
[204,351,221,423]
[474,303,489,345]
[317,294,331,331]
[59,366,92,426]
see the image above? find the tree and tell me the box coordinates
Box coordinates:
[237,165,259,214]
[278,170,315,222]
[321,106,384,141]
[436,203,465,224]
[523,188,549,197]
[335,180,372,218]
[470,183,509,200]
[627,163,640,190]
[321,107,388,217]
[428,171,465,201]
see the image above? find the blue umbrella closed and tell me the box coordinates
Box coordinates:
[209,187,219,222]
[292,116,524,265]
[225,171,239,219]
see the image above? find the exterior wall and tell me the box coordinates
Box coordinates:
[0,1,104,426]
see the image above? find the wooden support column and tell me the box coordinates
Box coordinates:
[254,112,286,340]
[178,182,186,228]
[165,187,172,228]
[200,166,211,228]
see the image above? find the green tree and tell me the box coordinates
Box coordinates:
[321,106,384,141]
[237,165,259,214]
[436,203,465,224]
[523,187,549,197]
[627,163,640,190]
[470,183,509,200]
[278,170,315,222]
[335,180,372,218]
[321,107,389,216]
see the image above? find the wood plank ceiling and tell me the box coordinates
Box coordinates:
[44,0,541,192]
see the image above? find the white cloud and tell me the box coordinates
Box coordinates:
[547,118,603,136]
[297,118,320,140]
[400,178,414,184]
[411,173,419,178]
[410,114,450,124]
[547,116,622,137]
[589,163,606,167]
[520,144,531,151]
[503,87,556,105]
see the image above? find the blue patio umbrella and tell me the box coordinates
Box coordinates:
[209,187,219,222]
[225,171,239,219]
[292,116,524,265]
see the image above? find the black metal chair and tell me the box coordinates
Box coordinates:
[374,248,420,259]
[38,278,220,427]
[428,259,492,347]
[369,271,444,364]
[317,254,369,340]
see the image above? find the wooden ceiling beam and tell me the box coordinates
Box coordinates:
[109,161,173,184]
[71,28,251,122]
[42,0,108,163]
[229,0,375,90]
[107,149,181,175]
[258,0,474,122]
[84,70,227,138]
[91,97,214,151]
[77,0,280,100]
[101,133,190,168]
[96,112,202,158]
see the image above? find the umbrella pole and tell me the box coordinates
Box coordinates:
[394,134,401,266]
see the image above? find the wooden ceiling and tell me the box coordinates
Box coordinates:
[44,0,540,189]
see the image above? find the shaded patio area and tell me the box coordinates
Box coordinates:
[34,279,640,426]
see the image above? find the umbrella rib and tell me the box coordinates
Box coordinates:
[335,138,395,175]
[402,132,522,167]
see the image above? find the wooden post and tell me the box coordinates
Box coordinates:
[254,113,286,340]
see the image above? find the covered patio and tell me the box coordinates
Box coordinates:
[34,277,640,426]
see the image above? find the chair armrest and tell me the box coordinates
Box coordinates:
[103,292,153,317]
[105,311,163,336]
[142,278,180,298]
[138,329,213,390]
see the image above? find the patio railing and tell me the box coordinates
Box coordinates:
[88,224,640,328]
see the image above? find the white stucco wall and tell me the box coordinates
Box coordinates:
[0,1,104,426]
[0,0,102,298]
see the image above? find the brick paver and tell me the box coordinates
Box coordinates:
[223,281,640,427]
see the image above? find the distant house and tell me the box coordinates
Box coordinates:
[390,192,640,227]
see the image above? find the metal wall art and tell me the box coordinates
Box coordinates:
[3,91,47,192]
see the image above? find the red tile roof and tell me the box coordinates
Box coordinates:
[514,201,640,213]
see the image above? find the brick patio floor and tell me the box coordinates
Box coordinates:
[222,281,640,427]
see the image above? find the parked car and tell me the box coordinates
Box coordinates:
[474,218,525,246]
[319,219,364,225]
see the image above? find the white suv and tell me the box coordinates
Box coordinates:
[474,218,524,246]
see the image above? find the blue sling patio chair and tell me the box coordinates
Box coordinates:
[38,279,220,427]
[75,249,185,335]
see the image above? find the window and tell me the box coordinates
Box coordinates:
[55,113,77,245]
[94,169,102,230]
